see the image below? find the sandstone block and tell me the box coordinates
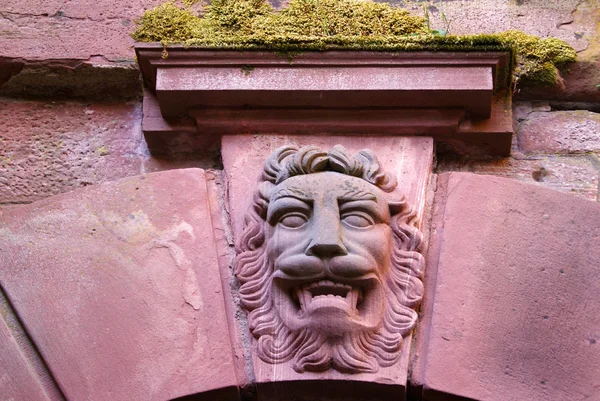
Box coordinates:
[413,172,600,401]
[518,110,600,154]
[437,154,599,202]
[222,135,433,400]
[0,169,239,400]
[0,100,215,204]
[0,100,143,203]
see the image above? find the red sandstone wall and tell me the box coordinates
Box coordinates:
[1,2,599,401]
[1,0,599,207]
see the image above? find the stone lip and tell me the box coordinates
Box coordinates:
[0,57,141,100]
[412,172,600,401]
[136,46,513,156]
[136,46,507,117]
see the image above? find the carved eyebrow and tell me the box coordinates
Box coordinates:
[270,187,311,203]
[338,189,377,202]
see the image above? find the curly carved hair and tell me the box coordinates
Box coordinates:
[235,145,424,373]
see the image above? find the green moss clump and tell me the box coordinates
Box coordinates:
[497,30,577,87]
[132,0,428,44]
[131,2,199,43]
[205,0,273,34]
[131,0,577,88]
[254,0,428,37]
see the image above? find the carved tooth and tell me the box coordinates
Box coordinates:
[347,288,360,313]
[299,288,312,310]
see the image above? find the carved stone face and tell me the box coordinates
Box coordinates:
[235,145,424,374]
[266,172,391,337]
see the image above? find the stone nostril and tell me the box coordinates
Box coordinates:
[306,242,348,258]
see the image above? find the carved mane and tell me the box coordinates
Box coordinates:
[235,145,424,373]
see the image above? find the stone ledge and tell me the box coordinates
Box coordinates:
[136,46,513,156]
[0,57,141,100]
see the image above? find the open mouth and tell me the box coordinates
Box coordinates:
[291,279,364,314]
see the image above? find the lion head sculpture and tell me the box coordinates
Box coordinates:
[234,145,424,374]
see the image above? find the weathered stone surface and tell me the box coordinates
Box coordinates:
[513,101,553,122]
[0,310,51,401]
[2,0,599,101]
[413,172,600,401]
[518,110,600,154]
[222,135,433,400]
[0,169,240,401]
[0,58,142,100]
[400,0,589,50]
[2,0,588,60]
[0,0,165,98]
[0,0,165,61]
[0,99,217,204]
[437,153,600,202]
[204,171,254,398]
[514,1,600,103]
[403,0,599,102]
[0,100,143,204]
[516,58,600,104]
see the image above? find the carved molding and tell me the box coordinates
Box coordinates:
[234,145,424,374]
[135,45,513,156]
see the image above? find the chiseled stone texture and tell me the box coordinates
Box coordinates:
[0,169,239,401]
[518,110,600,154]
[401,0,588,49]
[0,313,50,401]
[0,100,143,203]
[437,153,600,202]
[413,172,600,401]
[0,99,217,204]
[0,0,165,61]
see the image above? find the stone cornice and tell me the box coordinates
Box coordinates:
[135,44,513,156]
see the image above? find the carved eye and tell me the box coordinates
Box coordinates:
[342,212,375,228]
[279,213,308,228]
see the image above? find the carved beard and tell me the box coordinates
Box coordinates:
[258,315,383,373]
[237,210,424,374]
[255,282,402,373]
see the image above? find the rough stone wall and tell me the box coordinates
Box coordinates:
[1,0,599,206]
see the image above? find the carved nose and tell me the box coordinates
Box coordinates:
[306,227,348,258]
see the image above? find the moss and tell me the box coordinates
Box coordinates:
[132,2,195,43]
[206,0,273,34]
[132,0,577,88]
[496,30,576,87]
